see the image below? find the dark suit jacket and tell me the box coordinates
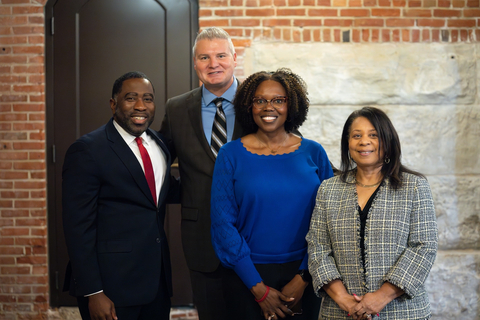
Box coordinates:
[62,118,174,307]
[160,86,244,273]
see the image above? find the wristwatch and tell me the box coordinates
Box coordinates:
[297,269,312,283]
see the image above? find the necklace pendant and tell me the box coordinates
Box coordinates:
[271,150,276,154]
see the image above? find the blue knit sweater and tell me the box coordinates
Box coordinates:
[211,138,333,288]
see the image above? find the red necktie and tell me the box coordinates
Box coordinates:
[135,137,157,206]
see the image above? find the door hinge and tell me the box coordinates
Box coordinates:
[51,17,54,36]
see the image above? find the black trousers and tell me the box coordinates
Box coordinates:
[189,264,228,320]
[223,260,321,320]
[77,273,170,320]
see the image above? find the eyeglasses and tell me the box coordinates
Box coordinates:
[252,96,288,110]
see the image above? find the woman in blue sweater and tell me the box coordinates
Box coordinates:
[211,68,333,320]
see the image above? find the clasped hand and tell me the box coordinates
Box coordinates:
[342,292,387,319]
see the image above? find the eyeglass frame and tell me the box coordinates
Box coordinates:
[251,96,288,110]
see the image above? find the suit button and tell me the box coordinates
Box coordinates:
[156,238,161,243]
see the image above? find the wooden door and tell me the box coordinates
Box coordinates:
[45,0,198,307]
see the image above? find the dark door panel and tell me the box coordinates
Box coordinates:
[45,0,198,307]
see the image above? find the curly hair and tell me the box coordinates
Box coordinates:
[234,68,309,134]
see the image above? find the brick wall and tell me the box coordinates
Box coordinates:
[0,0,478,319]
[199,0,480,77]
[0,0,48,319]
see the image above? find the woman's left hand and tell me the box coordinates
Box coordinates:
[280,274,308,311]
[351,282,404,319]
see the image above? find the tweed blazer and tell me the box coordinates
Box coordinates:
[306,171,438,320]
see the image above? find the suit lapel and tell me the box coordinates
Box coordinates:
[105,119,155,206]
[187,88,217,163]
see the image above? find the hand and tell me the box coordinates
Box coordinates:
[88,292,117,320]
[280,274,308,311]
[352,292,385,319]
[251,283,294,319]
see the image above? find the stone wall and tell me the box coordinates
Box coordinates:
[244,41,480,319]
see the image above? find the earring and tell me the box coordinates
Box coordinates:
[385,156,390,164]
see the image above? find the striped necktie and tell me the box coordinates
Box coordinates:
[210,97,227,158]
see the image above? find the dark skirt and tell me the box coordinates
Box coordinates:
[222,260,321,320]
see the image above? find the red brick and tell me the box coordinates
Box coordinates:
[392,0,406,5]
[1,267,31,275]
[15,181,45,189]
[294,19,323,26]
[371,29,380,41]
[302,29,311,41]
[364,0,376,5]
[0,276,16,284]
[354,19,384,26]
[434,9,462,17]
[386,18,415,27]
[432,29,440,41]
[0,36,28,45]
[214,9,242,16]
[30,172,45,179]
[16,276,47,285]
[1,191,29,198]
[289,0,301,5]
[13,162,45,170]
[323,29,332,41]
[17,256,47,265]
[29,95,46,103]
[362,29,370,41]
[31,190,46,198]
[29,152,45,160]
[1,209,29,217]
[412,29,420,41]
[0,171,29,179]
[422,29,430,41]
[12,142,44,150]
[352,29,360,42]
[12,46,44,55]
[12,65,44,74]
[417,19,447,27]
[312,29,321,41]
[199,19,229,27]
[0,181,14,189]
[324,19,353,26]
[0,257,15,264]
[15,237,46,246]
[283,29,291,41]
[293,29,301,42]
[0,218,14,227]
[0,295,16,303]
[13,123,44,131]
[452,0,465,7]
[460,29,468,41]
[262,19,291,26]
[378,0,391,5]
[15,201,46,209]
[0,123,12,130]
[438,0,451,6]
[0,95,28,103]
[333,29,340,42]
[309,9,338,16]
[448,19,477,27]
[340,9,370,17]
[0,152,28,160]
[230,19,261,26]
[0,200,13,208]
[32,246,47,254]
[318,0,331,5]
[245,8,275,16]
[372,9,401,16]
[30,228,47,237]
[464,9,480,17]
[28,16,44,24]
[277,8,306,15]
[404,9,432,17]
[13,104,44,112]
[0,132,27,140]
[349,0,362,6]
[0,247,24,255]
[467,0,479,6]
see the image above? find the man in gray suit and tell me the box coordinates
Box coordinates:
[159,27,242,320]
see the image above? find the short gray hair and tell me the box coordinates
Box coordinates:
[192,27,235,57]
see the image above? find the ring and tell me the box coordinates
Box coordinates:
[268,314,275,320]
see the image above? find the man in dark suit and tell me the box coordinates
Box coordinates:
[63,71,177,320]
[159,27,242,320]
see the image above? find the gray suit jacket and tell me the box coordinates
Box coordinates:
[160,86,244,272]
[307,171,438,319]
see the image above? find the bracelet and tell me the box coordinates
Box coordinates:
[255,286,270,303]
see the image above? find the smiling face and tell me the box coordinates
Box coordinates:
[194,38,237,96]
[348,116,384,170]
[252,80,288,135]
[110,78,155,137]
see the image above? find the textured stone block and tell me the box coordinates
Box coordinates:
[426,251,480,319]
[244,43,477,105]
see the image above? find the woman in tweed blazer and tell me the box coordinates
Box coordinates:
[306,107,438,320]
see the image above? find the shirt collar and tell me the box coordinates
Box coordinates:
[202,76,237,106]
[113,119,150,146]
